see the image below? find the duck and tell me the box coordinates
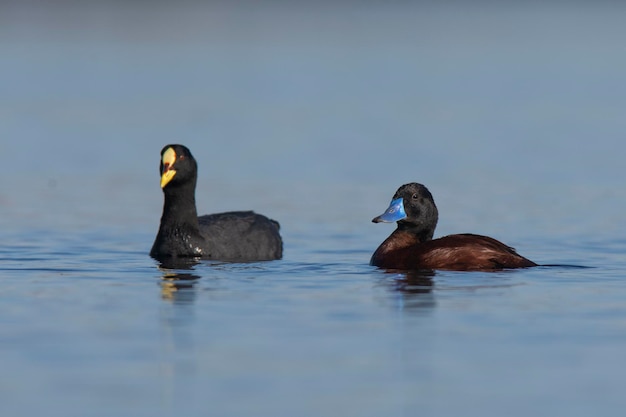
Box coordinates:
[370,183,536,271]
[150,144,283,261]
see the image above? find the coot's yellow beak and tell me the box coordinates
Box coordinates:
[160,147,177,188]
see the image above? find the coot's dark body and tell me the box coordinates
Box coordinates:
[150,144,282,261]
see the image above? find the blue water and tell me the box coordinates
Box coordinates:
[2,3,626,416]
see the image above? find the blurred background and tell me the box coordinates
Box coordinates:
[3,3,626,417]
[2,1,625,242]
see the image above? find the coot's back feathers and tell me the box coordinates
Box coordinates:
[197,211,282,261]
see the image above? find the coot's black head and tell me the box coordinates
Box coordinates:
[372,183,439,241]
[158,144,198,189]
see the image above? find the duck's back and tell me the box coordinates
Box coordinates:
[418,234,536,270]
[198,211,282,261]
[371,232,536,271]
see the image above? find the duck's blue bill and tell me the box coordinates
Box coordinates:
[374,197,407,223]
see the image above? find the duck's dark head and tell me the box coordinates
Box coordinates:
[158,144,198,190]
[372,182,439,242]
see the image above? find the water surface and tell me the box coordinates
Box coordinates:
[2,3,626,417]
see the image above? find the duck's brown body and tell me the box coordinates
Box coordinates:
[370,183,536,271]
[371,231,536,271]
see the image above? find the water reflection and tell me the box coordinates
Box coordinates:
[377,269,437,311]
[156,258,201,303]
[155,258,200,407]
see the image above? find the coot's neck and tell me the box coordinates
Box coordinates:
[151,177,208,259]
[159,180,200,233]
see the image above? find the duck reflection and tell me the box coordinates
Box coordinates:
[156,258,201,303]
[378,269,437,311]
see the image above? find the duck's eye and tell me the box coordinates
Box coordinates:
[412,193,419,199]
